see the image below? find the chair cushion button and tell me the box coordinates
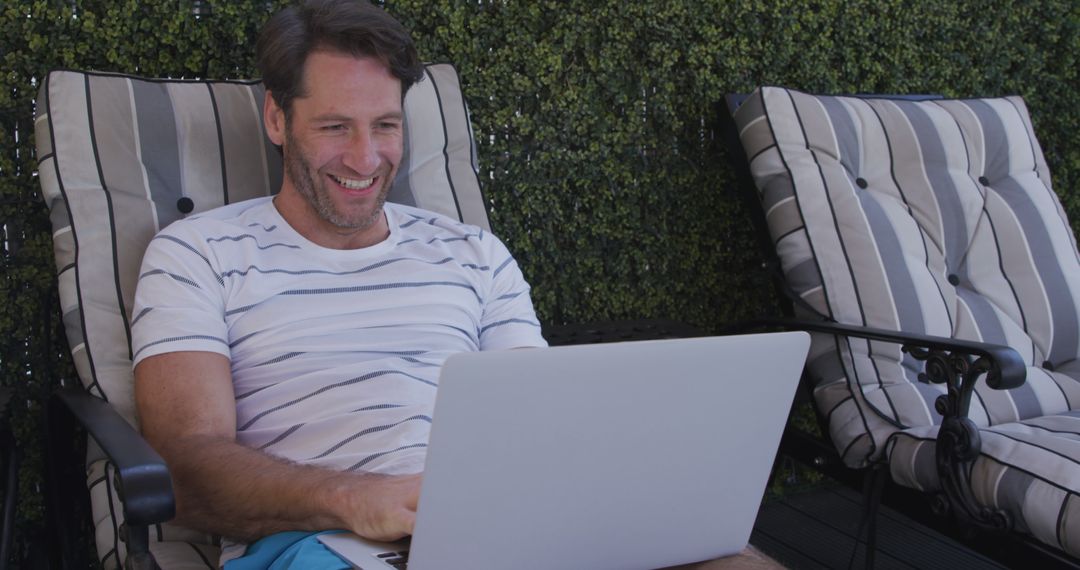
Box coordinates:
[177,197,195,213]
[947,274,960,286]
[856,177,868,189]
[979,176,990,185]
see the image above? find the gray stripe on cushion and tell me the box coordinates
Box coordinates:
[1060,495,1080,554]
[807,349,846,386]
[766,198,804,245]
[956,287,1007,344]
[390,109,418,208]
[36,103,54,158]
[785,257,823,299]
[992,179,1078,361]
[820,96,861,177]
[49,200,74,269]
[959,287,1044,420]
[206,83,229,205]
[858,188,921,332]
[896,101,969,275]
[88,76,160,312]
[995,465,1036,511]
[733,90,765,134]
[62,307,85,350]
[760,176,795,219]
[981,192,1045,358]
[212,82,278,205]
[131,80,183,227]
[912,437,937,489]
[970,100,1078,363]
[168,82,227,214]
[1025,413,1080,438]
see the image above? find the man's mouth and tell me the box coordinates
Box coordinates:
[329,173,375,190]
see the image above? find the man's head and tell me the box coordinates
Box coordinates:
[258,0,424,249]
[257,0,423,120]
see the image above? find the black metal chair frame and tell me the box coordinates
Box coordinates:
[45,384,173,570]
[0,387,17,570]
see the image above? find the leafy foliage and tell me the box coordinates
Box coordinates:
[1,0,1078,565]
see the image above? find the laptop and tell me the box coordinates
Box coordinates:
[318,332,810,569]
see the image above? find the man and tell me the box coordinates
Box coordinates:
[130,0,546,566]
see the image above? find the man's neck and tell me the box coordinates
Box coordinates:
[272,193,391,250]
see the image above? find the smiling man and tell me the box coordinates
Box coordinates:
[129,1,546,567]
[268,50,401,249]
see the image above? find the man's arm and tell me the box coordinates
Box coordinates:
[134,350,420,542]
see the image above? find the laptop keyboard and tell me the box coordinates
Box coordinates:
[376,549,409,569]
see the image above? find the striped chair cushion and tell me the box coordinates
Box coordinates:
[734,87,1080,467]
[734,86,1080,557]
[889,414,1080,556]
[35,64,486,569]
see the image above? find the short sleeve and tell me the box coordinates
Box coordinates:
[130,223,231,366]
[478,235,547,351]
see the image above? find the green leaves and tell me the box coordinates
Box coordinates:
[1,1,1080,563]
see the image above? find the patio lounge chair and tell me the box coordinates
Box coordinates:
[34,64,487,569]
[728,86,1080,563]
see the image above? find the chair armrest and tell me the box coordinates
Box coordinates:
[748,318,1025,390]
[731,317,1026,391]
[50,387,175,526]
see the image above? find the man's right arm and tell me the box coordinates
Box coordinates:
[134,350,420,542]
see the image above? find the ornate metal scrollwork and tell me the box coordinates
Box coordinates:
[904,345,1013,533]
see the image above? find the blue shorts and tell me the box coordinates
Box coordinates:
[223,530,350,570]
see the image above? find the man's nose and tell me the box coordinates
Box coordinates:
[343,131,380,174]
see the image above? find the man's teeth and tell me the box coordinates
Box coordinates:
[330,174,374,190]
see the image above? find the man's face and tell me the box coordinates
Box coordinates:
[265,50,404,248]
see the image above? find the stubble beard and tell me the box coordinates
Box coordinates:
[283,128,392,231]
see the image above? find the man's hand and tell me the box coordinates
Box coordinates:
[332,472,422,541]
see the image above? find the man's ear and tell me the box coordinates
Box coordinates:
[264,90,286,146]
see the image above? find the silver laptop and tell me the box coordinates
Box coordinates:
[319,332,810,569]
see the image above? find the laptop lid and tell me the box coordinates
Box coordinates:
[320,332,809,570]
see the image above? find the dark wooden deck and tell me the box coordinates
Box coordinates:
[751,483,1006,569]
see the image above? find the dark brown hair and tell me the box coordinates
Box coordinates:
[256,0,424,118]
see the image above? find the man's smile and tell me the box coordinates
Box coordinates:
[329,173,376,191]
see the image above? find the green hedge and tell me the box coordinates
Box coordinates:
[2,0,1078,565]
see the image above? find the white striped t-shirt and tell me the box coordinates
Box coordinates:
[131,197,546,477]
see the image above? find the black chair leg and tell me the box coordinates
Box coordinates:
[0,422,16,570]
[850,464,887,569]
[0,387,15,570]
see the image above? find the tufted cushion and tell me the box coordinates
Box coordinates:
[734,86,1080,556]
[35,63,486,569]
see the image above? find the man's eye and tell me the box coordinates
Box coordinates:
[378,122,401,131]
[322,124,345,131]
